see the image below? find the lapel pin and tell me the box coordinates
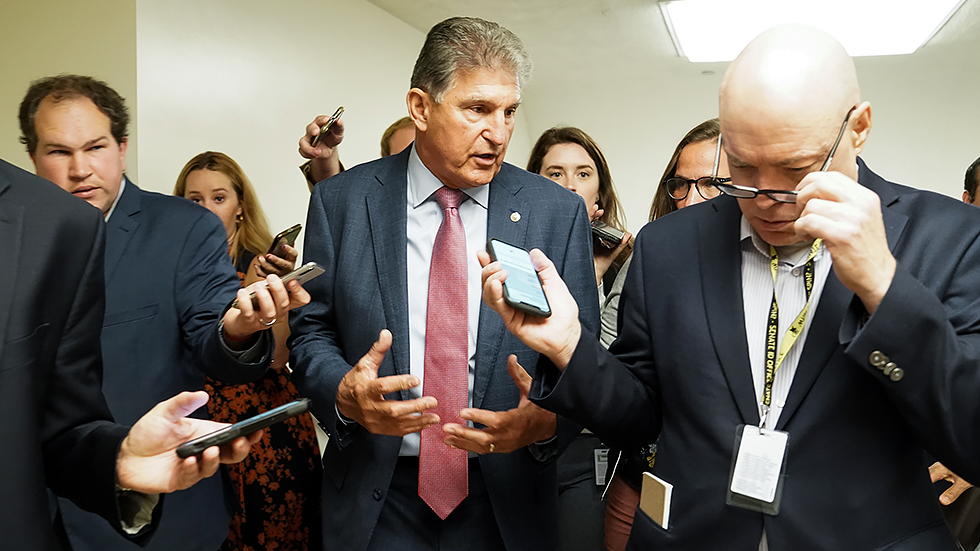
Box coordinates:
[510,211,521,223]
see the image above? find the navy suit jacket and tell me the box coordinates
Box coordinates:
[58,181,272,551]
[0,160,143,550]
[534,159,980,550]
[289,148,599,551]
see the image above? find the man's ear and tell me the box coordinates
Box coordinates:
[963,190,973,205]
[406,88,430,133]
[850,101,872,156]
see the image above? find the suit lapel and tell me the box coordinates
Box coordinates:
[776,159,907,429]
[700,197,760,425]
[0,177,23,360]
[104,179,140,284]
[473,170,528,409]
[366,157,411,399]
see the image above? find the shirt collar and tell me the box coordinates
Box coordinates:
[104,177,126,222]
[407,144,490,209]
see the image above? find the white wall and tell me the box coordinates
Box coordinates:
[0,0,137,176]
[135,0,427,241]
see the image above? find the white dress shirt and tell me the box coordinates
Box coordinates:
[739,216,833,551]
[400,145,489,456]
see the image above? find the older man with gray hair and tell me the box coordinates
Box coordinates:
[289,16,598,551]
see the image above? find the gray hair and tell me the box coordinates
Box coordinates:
[411,17,532,103]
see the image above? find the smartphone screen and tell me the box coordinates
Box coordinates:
[486,239,551,317]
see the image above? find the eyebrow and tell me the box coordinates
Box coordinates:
[42,136,109,150]
[544,164,593,171]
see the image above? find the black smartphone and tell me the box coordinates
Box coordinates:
[176,399,311,458]
[486,238,551,318]
[232,261,325,309]
[591,220,626,248]
[267,223,302,259]
[311,106,344,147]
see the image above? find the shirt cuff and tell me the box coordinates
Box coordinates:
[528,434,559,462]
[117,489,160,535]
[218,320,266,363]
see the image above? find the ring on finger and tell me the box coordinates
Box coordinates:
[488,443,495,454]
[259,317,277,327]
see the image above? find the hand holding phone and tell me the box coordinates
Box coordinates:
[268,224,302,259]
[232,261,325,310]
[591,220,626,248]
[176,399,311,458]
[486,239,551,317]
[311,106,344,148]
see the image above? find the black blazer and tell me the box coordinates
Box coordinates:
[534,160,978,550]
[0,160,143,550]
[289,149,600,551]
[57,181,272,551]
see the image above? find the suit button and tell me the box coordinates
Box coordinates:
[889,368,904,382]
[883,362,897,375]
[373,489,383,501]
[869,351,888,367]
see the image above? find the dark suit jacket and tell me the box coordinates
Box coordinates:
[58,181,272,551]
[0,160,145,550]
[534,159,979,550]
[289,149,600,551]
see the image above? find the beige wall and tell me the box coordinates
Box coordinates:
[0,0,137,177]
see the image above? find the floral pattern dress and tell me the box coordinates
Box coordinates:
[205,250,322,551]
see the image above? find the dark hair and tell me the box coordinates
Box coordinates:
[649,118,720,221]
[19,74,129,154]
[966,156,980,203]
[527,126,625,231]
[380,117,414,157]
[411,17,532,103]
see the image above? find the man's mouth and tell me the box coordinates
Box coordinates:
[73,186,98,197]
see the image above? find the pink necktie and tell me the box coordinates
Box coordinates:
[418,186,469,520]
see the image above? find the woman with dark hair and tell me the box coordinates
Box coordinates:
[527,127,631,551]
[603,118,728,551]
[175,151,322,551]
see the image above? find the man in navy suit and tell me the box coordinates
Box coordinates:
[19,75,309,551]
[289,17,598,551]
[482,26,980,551]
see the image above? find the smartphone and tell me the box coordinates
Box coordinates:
[311,106,344,147]
[176,398,311,458]
[591,220,626,248]
[486,238,551,317]
[267,223,302,259]
[231,261,325,309]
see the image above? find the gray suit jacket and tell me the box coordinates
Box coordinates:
[289,148,599,551]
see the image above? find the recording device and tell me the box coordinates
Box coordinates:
[231,261,325,310]
[591,220,626,248]
[311,106,345,147]
[486,238,551,317]
[176,399,311,458]
[267,223,302,259]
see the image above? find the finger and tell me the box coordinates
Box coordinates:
[218,434,258,464]
[477,249,493,268]
[391,413,441,434]
[506,354,532,396]
[930,462,951,483]
[941,479,972,505]
[285,279,311,308]
[442,423,493,453]
[281,244,299,263]
[248,278,279,322]
[159,391,209,422]
[234,286,258,316]
[384,396,439,417]
[356,330,393,377]
[459,407,503,430]
[264,275,291,315]
[195,445,223,479]
[368,374,423,398]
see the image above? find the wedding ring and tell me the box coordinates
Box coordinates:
[260,318,277,327]
[488,443,495,454]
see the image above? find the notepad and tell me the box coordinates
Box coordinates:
[639,472,673,530]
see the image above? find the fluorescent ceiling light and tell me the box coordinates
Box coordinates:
[660,0,967,62]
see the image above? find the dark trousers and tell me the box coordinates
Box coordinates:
[557,432,607,551]
[367,457,506,551]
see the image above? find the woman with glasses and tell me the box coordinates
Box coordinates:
[527,126,631,551]
[604,118,728,551]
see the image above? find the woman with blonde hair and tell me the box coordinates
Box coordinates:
[175,151,322,551]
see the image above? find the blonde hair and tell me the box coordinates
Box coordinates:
[173,151,273,266]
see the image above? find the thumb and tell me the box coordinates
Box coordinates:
[507,354,533,397]
[161,391,209,422]
[360,329,393,378]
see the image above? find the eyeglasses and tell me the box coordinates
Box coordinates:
[714,106,858,204]
[666,133,730,201]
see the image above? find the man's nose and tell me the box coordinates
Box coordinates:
[484,112,508,146]
[68,152,91,180]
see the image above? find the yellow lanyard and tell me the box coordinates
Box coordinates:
[761,239,822,417]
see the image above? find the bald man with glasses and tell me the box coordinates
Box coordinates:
[481,25,980,551]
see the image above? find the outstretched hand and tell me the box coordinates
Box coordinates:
[116,391,261,494]
[442,355,556,454]
[479,248,582,369]
[336,329,440,436]
[930,462,975,506]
